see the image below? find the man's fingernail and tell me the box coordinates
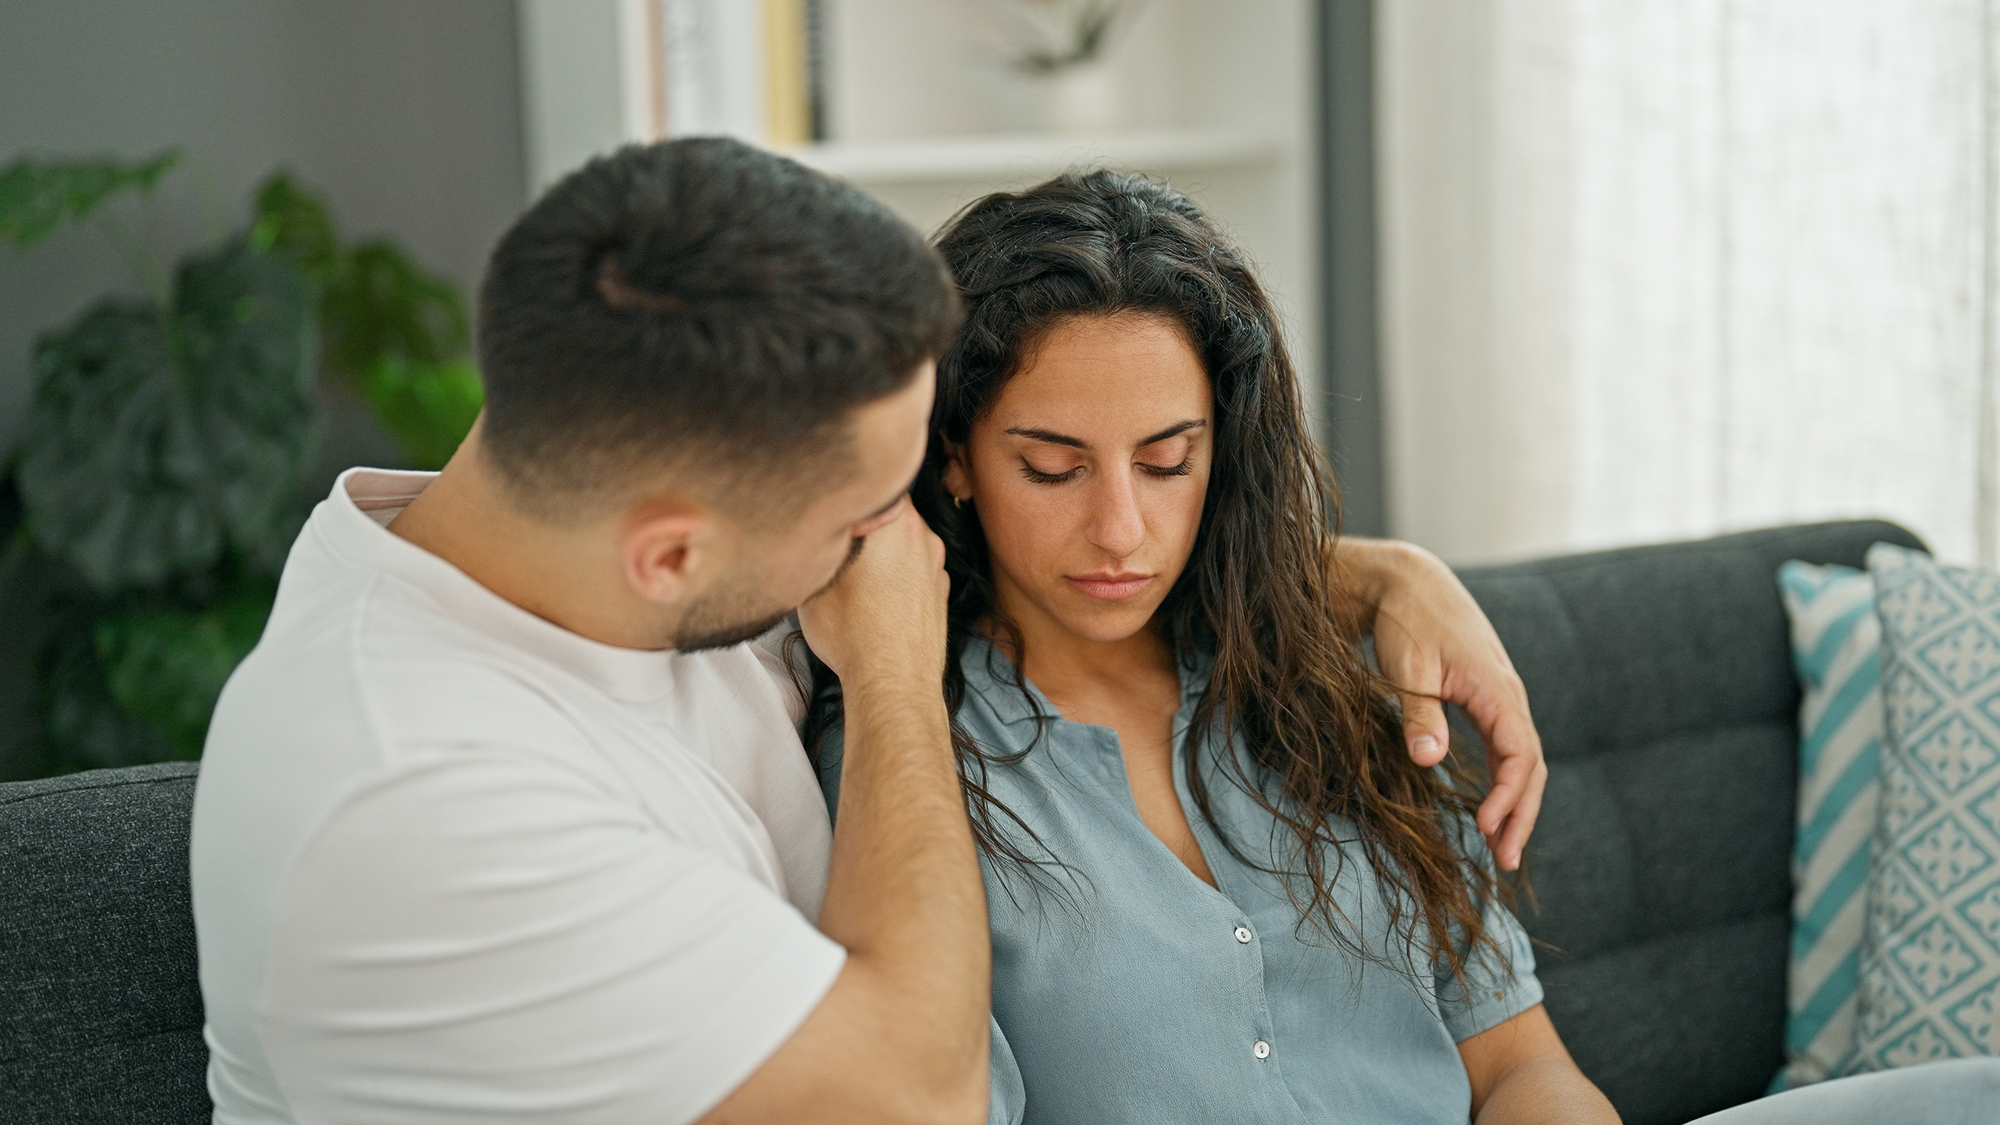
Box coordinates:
[1413,735,1440,758]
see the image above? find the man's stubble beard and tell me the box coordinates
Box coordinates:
[671,535,866,653]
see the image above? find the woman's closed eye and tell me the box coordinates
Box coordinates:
[1020,460,1083,484]
[1018,455,1194,484]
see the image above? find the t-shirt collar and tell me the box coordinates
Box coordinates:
[315,467,689,702]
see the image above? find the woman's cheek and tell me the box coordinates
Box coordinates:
[985,486,1073,580]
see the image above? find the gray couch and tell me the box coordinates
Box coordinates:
[0,519,1922,1124]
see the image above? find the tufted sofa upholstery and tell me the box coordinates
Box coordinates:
[0,519,1922,1123]
[1458,519,1924,1125]
[0,760,207,1123]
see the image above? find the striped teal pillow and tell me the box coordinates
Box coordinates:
[1776,561,1885,1087]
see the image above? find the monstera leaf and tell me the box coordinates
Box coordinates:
[322,239,469,380]
[360,355,482,470]
[94,577,275,758]
[0,150,179,251]
[249,173,480,469]
[249,171,340,283]
[42,622,177,770]
[17,237,317,592]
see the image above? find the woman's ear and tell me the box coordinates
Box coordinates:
[940,440,972,502]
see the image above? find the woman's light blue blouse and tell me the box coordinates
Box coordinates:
[817,639,1542,1125]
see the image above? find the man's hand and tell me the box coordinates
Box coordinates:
[798,497,950,693]
[702,498,987,1125]
[1333,538,1547,871]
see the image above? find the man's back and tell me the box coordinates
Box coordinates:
[191,468,843,1124]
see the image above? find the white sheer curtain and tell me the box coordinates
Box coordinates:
[1378,0,2000,567]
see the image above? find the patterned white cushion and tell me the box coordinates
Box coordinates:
[1777,561,1885,1087]
[1851,543,2000,1069]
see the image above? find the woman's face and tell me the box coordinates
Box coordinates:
[945,312,1213,645]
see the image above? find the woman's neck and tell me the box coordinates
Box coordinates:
[986,573,1178,712]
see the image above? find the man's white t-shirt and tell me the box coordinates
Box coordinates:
[190,468,845,1125]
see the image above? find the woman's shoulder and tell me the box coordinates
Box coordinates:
[951,635,1052,741]
[817,637,1048,751]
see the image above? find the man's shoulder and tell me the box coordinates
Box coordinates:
[221,562,581,753]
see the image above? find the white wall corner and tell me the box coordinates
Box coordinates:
[518,0,654,194]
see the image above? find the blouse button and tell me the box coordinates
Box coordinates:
[1234,926,1253,944]
[1253,1040,1272,1060]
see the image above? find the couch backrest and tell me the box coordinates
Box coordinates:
[0,520,1924,1125]
[1457,520,1923,1125]
[0,760,209,1124]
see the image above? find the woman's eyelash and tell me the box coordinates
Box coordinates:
[1020,462,1083,484]
[1018,458,1193,484]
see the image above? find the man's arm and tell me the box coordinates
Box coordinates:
[702,501,988,1125]
[1330,537,1549,870]
[1458,1005,1620,1124]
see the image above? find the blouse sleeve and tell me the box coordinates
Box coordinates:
[1434,818,1545,1042]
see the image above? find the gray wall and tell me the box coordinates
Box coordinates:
[0,0,528,776]
[1319,0,1385,538]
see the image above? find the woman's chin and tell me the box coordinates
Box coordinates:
[1050,595,1164,646]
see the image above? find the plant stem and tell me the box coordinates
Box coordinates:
[93,211,171,308]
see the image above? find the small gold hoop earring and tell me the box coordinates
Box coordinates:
[952,494,967,509]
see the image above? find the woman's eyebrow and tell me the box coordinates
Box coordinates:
[1137,419,1207,446]
[1004,426,1087,449]
[1004,419,1207,450]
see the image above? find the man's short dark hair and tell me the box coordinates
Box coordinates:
[476,137,960,518]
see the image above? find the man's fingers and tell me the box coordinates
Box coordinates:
[1490,761,1547,872]
[1476,748,1530,837]
[1461,677,1539,769]
[1399,693,1450,767]
[1478,743,1544,871]
[1462,687,1544,851]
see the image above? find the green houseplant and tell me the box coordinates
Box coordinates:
[0,150,483,775]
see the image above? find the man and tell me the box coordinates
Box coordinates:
[190,138,1545,1125]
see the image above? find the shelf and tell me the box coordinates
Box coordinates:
[780,129,1286,184]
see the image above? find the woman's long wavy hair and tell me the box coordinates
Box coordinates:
[805,170,1500,980]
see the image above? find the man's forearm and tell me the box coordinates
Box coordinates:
[1327,535,1422,633]
[819,680,989,1107]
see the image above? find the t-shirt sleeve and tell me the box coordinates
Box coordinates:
[1434,818,1544,1042]
[260,749,846,1125]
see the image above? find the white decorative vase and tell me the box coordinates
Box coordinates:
[1039,61,1122,133]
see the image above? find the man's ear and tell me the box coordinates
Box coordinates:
[621,497,717,606]
[940,440,972,502]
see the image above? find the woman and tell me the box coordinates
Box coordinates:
[811,173,1997,1124]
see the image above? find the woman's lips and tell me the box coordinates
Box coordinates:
[1067,573,1154,600]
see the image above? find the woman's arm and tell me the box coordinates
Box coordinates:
[1330,537,1549,870]
[1457,1005,1619,1124]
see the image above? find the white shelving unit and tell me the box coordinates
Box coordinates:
[782,128,1284,183]
[518,0,1320,400]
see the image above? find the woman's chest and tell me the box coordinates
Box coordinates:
[977,748,1470,1122]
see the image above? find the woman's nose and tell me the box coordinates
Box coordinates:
[1085,470,1146,558]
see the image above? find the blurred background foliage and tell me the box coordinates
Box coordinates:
[0,149,481,774]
